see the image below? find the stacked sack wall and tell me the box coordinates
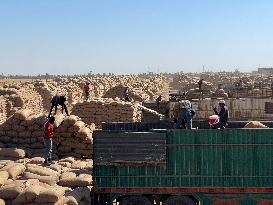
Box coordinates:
[71,99,141,125]
[0,96,6,124]
[0,83,44,119]
[0,153,92,204]
[0,110,94,159]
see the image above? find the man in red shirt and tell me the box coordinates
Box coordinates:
[83,82,91,101]
[44,116,55,165]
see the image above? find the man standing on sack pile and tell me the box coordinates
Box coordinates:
[124,87,130,102]
[212,100,229,129]
[176,100,195,129]
[43,116,55,165]
[83,82,91,101]
[48,95,69,117]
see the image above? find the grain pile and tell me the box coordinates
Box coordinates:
[211,89,228,99]
[0,96,6,124]
[172,75,213,92]
[0,154,92,204]
[0,83,44,120]
[103,84,150,101]
[71,98,141,125]
[0,110,94,159]
[55,115,94,158]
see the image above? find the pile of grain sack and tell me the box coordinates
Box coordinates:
[0,151,92,205]
[0,96,6,124]
[103,84,150,102]
[72,98,141,125]
[0,84,44,120]
[0,109,94,159]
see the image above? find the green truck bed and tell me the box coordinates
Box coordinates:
[92,129,273,205]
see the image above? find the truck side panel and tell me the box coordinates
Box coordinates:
[94,129,273,189]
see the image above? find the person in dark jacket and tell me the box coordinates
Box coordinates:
[212,100,229,129]
[124,87,130,102]
[156,95,162,109]
[48,95,69,117]
[198,79,204,90]
[43,116,55,165]
[176,100,193,129]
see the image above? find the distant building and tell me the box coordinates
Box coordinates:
[257,68,273,75]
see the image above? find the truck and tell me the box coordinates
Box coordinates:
[91,129,273,205]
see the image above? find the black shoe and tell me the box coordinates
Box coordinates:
[43,159,49,165]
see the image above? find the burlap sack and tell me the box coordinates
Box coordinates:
[0,171,9,186]
[7,164,26,180]
[0,148,25,159]
[23,172,58,185]
[71,121,85,132]
[63,115,80,127]
[28,157,45,164]
[76,127,92,139]
[13,109,32,121]
[244,121,268,128]
[54,114,65,128]
[26,164,59,177]
[1,162,16,171]
[60,172,76,180]
[48,164,62,173]
[15,158,29,164]
[58,174,92,187]
[13,185,46,204]
[34,186,66,203]
[65,187,91,205]
[0,181,25,199]
[59,157,75,164]
[58,161,72,168]
[71,161,88,169]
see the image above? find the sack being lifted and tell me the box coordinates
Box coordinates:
[244,121,268,128]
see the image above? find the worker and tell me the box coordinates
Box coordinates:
[176,100,193,129]
[212,100,229,129]
[156,95,162,109]
[124,87,130,102]
[271,81,273,98]
[83,82,91,101]
[198,79,204,91]
[43,116,55,165]
[48,95,69,117]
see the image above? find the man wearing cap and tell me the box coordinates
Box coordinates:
[213,100,229,129]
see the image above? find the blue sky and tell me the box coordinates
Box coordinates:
[1,0,273,75]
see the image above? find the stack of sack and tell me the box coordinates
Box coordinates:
[103,84,147,101]
[0,155,92,205]
[55,115,94,158]
[71,98,141,125]
[0,84,44,118]
[0,96,6,124]
[210,89,228,99]
[0,109,94,159]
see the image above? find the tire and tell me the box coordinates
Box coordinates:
[164,196,196,205]
[120,196,152,205]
